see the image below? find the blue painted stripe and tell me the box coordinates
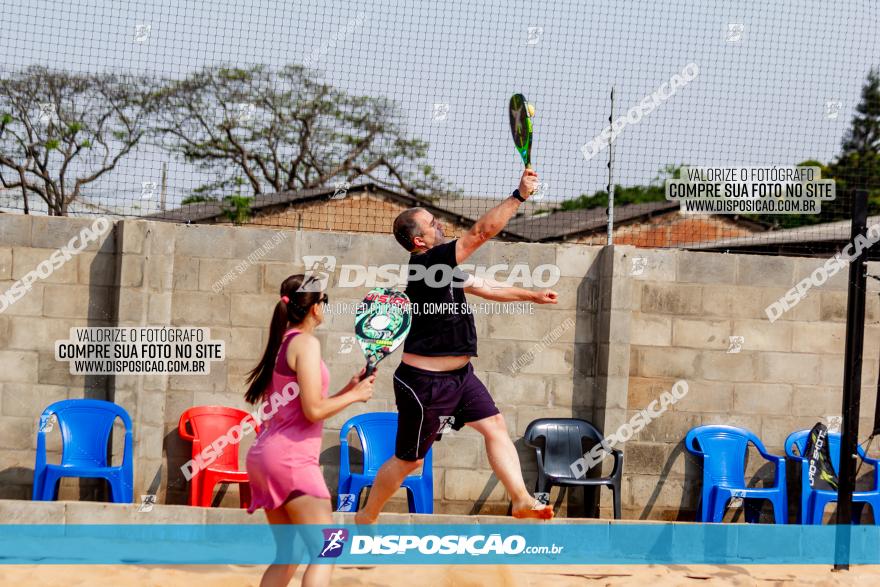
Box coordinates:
[0,524,878,565]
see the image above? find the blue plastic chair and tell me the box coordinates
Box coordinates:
[32,399,134,503]
[337,412,433,513]
[785,429,880,524]
[685,425,787,523]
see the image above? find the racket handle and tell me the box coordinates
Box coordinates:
[361,362,376,381]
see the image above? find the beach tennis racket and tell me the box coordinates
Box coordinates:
[509,93,535,169]
[354,288,412,380]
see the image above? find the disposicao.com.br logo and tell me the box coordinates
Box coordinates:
[302,255,561,290]
[345,532,562,556]
[318,528,349,558]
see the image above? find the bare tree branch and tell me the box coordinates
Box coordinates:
[154,64,457,201]
[0,66,159,215]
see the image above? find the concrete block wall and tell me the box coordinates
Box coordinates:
[0,215,601,515]
[622,246,880,521]
[160,225,601,515]
[0,215,117,500]
[2,213,879,521]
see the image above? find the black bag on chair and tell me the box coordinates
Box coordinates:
[804,422,838,491]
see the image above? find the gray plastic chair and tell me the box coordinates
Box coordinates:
[524,417,623,519]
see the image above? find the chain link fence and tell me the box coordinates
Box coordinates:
[1,1,878,257]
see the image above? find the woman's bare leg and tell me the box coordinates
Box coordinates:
[283,495,335,587]
[260,508,298,587]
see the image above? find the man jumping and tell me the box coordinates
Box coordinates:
[354,168,558,523]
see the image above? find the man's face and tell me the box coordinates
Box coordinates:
[413,210,446,250]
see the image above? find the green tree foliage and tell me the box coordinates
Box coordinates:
[219,195,253,225]
[154,64,456,201]
[829,68,880,213]
[558,70,880,231]
[0,66,158,215]
[559,164,680,211]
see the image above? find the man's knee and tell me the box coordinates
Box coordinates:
[392,455,423,473]
[473,413,508,436]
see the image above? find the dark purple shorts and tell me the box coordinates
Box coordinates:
[392,361,500,461]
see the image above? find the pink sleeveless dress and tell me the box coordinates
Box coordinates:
[246,328,331,512]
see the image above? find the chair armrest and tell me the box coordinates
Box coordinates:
[770,455,786,487]
[532,446,545,472]
[860,453,880,468]
[34,430,46,472]
[34,410,53,478]
[861,454,880,490]
[243,414,261,436]
[122,430,134,471]
[785,454,809,472]
[177,415,195,442]
[609,449,624,480]
[754,443,783,463]
[422,446,433,481]
[684,431,702,456]
[338,437,351,477]
[755,446,787,486]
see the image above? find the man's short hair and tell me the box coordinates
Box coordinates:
[393,207,426,251]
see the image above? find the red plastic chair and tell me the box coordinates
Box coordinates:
[178,406,260,508]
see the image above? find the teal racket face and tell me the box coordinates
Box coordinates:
[354,288,411,371]
[509,93,533,168]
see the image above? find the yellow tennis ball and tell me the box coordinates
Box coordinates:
[527,103,535,117]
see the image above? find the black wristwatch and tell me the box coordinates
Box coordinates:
[511,189,526,203]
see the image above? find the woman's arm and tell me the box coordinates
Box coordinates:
[288,333,375,423]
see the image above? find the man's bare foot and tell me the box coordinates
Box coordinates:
[354,511,378,525]
[511,500,554,520]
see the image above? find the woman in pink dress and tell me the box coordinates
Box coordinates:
[244,273,376,587]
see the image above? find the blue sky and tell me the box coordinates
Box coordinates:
[2,0,879,213]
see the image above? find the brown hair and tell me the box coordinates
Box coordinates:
[243,274,324,404]
[393,207,426,251]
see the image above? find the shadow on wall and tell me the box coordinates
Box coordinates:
[320,440,350,508]
[163,428,190,505]
[640,441,788,522]
[577,261,604,517]
[466,258,601,518]
[0,467,34,500]
[638,442,698,521]
[82,224,119,502]
[645,445,880,523]
[163,424,250,508]
[3,224,122,503]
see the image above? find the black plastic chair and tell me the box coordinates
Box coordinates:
[524,418,623,519]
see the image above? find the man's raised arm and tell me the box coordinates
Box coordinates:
[455,169,539,264]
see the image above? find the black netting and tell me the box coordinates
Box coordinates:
[1,1,879,257]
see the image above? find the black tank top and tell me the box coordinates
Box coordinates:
[402,239,478,356]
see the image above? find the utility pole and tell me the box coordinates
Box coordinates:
[834,189,869,570]
[160,162,168,212]
[606,87,615,245]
